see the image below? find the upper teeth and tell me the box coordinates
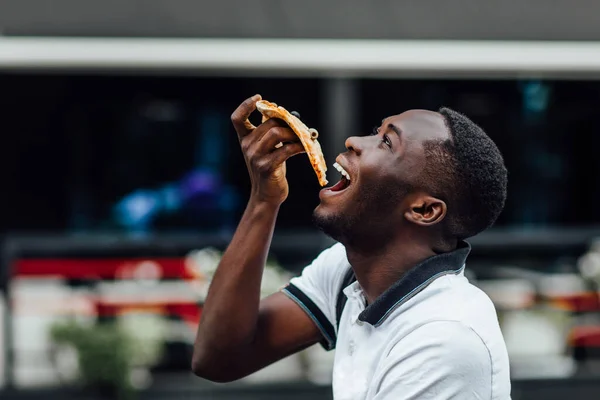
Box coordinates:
[333,162,351,181]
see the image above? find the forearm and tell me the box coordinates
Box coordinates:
[192,95,311,381]
[193,198,279,361]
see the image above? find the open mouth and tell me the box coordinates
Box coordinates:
[330,162,352,192]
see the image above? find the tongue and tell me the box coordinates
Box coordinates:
[330,177,349,192]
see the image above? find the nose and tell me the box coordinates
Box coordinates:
[345,136,362,155]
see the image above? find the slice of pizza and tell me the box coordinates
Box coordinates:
[256,100,328,186]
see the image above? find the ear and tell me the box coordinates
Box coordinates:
[404,195,447,226]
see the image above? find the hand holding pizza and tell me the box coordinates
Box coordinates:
[256,100,328,187]
[230,95,306,206]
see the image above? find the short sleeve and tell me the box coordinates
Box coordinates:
[372,321,496,400]
[281,242,350,351]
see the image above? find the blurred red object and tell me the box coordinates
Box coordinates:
[14,258,199,280]
[548,293,600,313]
[13,257,204,328]
[569,326,600,348]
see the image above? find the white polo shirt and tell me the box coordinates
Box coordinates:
[282,241,511,400]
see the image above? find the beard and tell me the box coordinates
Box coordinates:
[313,179,408,249]
[312,207,358,244]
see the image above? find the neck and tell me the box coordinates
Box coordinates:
[344,232,455,304]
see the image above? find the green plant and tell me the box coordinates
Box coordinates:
[50,321,137,400]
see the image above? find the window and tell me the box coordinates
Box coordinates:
[0,74,323,234]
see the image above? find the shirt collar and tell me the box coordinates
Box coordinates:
[351,240,471,327]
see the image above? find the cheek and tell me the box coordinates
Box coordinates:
[401,152,427,181]
[358,157,398,186]
[367,156,416,194]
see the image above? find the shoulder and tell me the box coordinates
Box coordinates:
[282,242,351,350]
[377,283,512,399]
[393,320,491,364]
[290,242,350,287]
[372,321,495,399]
[313,242,348,267]
[397,272,503,339]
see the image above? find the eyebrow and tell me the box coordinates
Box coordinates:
[386,123,402,139]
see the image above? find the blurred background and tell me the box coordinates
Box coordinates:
[2,0,600,399]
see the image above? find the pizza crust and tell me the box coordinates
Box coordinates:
[256,100,328,186]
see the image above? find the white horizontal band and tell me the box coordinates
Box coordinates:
[2,37,600,78]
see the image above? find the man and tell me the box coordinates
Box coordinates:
[192,94,511,399]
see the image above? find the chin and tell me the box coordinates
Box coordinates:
[312,204,330,231]
[312,205,354,244]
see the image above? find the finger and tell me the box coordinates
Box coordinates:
[248,118,286,144]
[291,111,301,119]
[242,119,285,155]
[231,94,262,137]
[259,126,300,151]
[268,142,306,167]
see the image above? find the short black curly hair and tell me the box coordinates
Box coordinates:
[421,107,507,239]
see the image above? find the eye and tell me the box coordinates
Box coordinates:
[382,134,392,148]
[371,126,379,136]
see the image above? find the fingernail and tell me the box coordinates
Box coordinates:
[252,94,262,101]
[291,111,301,118]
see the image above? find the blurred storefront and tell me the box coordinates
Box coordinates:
[3,1,600,398]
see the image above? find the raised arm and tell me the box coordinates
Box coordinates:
[191,95,322,382]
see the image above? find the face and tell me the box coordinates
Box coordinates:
[313,110,450,247]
